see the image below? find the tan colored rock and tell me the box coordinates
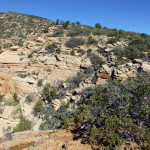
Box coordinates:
[80,59,91,69]
[142,62,150,72]
[0,51,21,64]
[97,73,110,79]
[101,64,112,74]
[36,37,45,43]
[29,34,37,40]
[52,99,61,110]
[10,46,20,51]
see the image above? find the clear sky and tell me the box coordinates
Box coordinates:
[1,0,150,34]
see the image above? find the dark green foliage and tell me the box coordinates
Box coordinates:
[89,54,104,69]
[28,50,38,58]
[55,19,60,25]
[26,93,35,103]
[0,95,3,101]
[107,38,117,44]
[112,47,127,64]
[141,33,148,38]
[28,53,33,58]
[65,102,70,108]
[95,23,102,29]
[63,21,70,29]
[42,83,57,103]
[110,35,150,60]
[59,73,150,149]
[107,29,126,40]
[76,21,80,25]
[45,44,55,53]
[87,36,98,45]
[65,38,85,48]
[34,100,43,112]
[70,50,75,56]
[92,29,103,35]
[77,49,85,56]
[37,79,43,87]
[124,38,150,60]
[67,72,84,89]
[52,29,64,37]
[46,44,54,49]
[13,117,31,132]
[68,26,91,37]
[13,93,18,103]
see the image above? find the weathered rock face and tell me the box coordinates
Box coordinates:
[0,74,22,98]
[0,50,22,64]
[0,128,93,150]
[96,61,149,82]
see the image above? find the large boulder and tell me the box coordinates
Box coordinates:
[141,62,150,72]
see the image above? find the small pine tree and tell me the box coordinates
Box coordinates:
[76,21,80,25]
[95,23,102,29]
[13,117,31,132]
[70,50,75,56]
[35,100,43,112]
[55,19,60,25]
[63,21,70,29]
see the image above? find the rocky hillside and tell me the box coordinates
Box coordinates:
[0,11,53,48]
[0,12,150,150]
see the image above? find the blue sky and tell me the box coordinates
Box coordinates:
[1,0,150,34]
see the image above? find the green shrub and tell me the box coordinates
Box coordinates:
[0,95,3,101]
[107,29,126,40]
[95,23,102,29]
[90,54,104,68]
[42,83,57,103]
[61,117,74,129]
[87,36,98,45]
[45,44,55,53]
[13,93,19,103]
[63,21,70,29]
[67,72,84,89]
[34,100,43,112]
[26,93,35,103]
[13,117,31,132]
[37,79,43,87]
[60,73,150,149]
[124,38,150,60]
[77,49,85,56]
[65,38,85,48]
[92,29,103,35]
[68,27,91,37]
[55,19,60,25]
[76,21,80,25]
[70,50,75,56]
[53,29,64,37]
[28,53,33,58]
[65,102,70,108]
[107,38,117,44]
